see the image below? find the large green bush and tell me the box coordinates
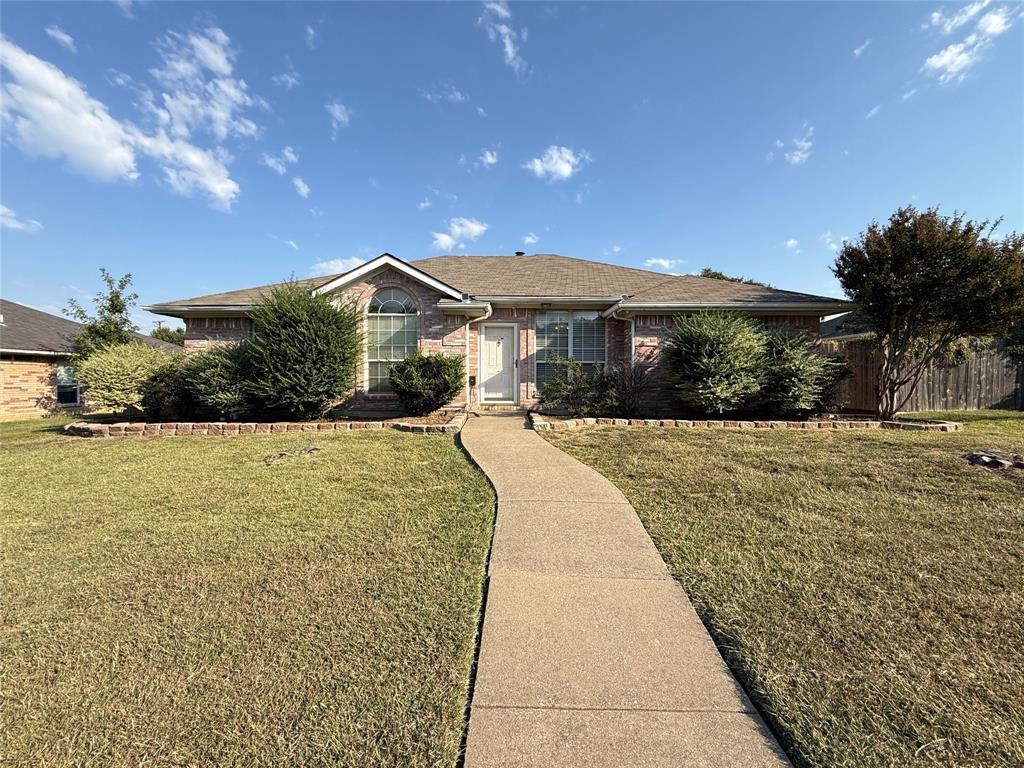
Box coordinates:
[538,357,615,417]
[76,342,173,415]
[182,344,251,420]
[388,352,465,415]
[244,283,362,419]
[140,358,196,420]
[758,332,831,416]
[664,312,766,414]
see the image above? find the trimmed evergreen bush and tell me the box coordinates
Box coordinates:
[76,342,173,415]
[244,283,362,419]
[538,356,615,416]
[664,311,765,414]
[388,352,465,415]
[758,332,831,417]
[182,344,251,420]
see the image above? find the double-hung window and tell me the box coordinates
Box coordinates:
[367,288,418,394]
[535,310,606,388]
[55,365,80,406]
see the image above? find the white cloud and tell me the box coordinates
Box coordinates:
[146,26,259,142]
[418,197,432,210]
[783,124,815,166]
[820,231,849,253]
[522,232,539,245]
[309,206,325,217]
[785,239,799,249]
[271,57,300,89]
[292,176,310,198]
[131,130,239,210]
[607,244,623,255]
[977,7,1011,35]
[45,26,77,53]
[644,257,684,273]
[326,100,350,138]
[928,0,990,34]
[310,257,366,277]
[0,37,139,182]
[479,148,499,167]
[853,39,871,57]
[902,88,918,101]
[1,204,43,232]
[476,105,488,117]
[419,80,468,104]
[524,145,590,181]
[432,216,488,251]
[267,233,298,250]
[261,146,298,174]
[865,104,881,120]
[923,4,1013,83]
[478,0,529,76]
[305,24,318,49]
[113,0,138,19]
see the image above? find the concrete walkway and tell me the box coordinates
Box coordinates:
[460,413,789,768]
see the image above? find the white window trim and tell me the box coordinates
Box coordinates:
[478,322,519,405]
[365,290,419,396]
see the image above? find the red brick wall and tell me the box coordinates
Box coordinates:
[1,356,63,420]
[184,316,254,350]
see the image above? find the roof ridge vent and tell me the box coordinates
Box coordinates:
[514,251,526,257]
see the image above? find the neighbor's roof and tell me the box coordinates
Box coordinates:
[820,311,872,340]
[147,253,851,311]
[0,299,180,356]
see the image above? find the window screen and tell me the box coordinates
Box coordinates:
[535,310,605,389]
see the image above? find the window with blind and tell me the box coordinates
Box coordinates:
[367,288,418,394]
[535,310,606,388]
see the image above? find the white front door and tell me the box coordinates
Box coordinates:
[481,325,516,402]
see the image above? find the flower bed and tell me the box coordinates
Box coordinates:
[65,412,468,438]
[528,412,962,432]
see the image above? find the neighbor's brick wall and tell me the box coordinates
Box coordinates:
[184,316,254,350]
[1,356,61,421]
[633,313,823,416]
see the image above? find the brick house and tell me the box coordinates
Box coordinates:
[0,299,178,421]
[145,253,852,412]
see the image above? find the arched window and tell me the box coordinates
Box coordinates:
[367,288,418,393]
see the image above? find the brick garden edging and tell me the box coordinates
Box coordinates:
[528,412,963,433]
[65,412,468,438]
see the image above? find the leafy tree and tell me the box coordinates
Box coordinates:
[833,206,1024,419]
[150,325,186,345]
[664,311,765,414]
[64,269,139,361]
[699,268,771,287]
[244,282,362,419]
[388,352,465,415]
[76,342,173,415]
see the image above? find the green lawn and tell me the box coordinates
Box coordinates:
[544,410,1024,768]
[1,418,494,767]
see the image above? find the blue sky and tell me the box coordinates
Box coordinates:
[2,1,1021,330]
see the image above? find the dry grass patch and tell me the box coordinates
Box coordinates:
[544,410,1023,768]
[0,418,494,767]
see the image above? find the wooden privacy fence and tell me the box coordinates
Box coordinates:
[817,339,1023,412]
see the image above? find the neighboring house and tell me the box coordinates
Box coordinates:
[0,300,179,421]
[147,253,851,412]
[144,252,847,411]
[820,311,872,342]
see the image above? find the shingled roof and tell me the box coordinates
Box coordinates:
[0,299,181,356]
[147,253,850,311]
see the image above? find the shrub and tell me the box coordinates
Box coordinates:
[388,352,465,415]
[538,356,615,417]
[244,283,362,419]
[140,358,196,420]
[76,342,173,415]
[605,362,650,418]
[758,332,833,417]
[815,354,850,413]
[182,344,250,420]
[664,312,765,414]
